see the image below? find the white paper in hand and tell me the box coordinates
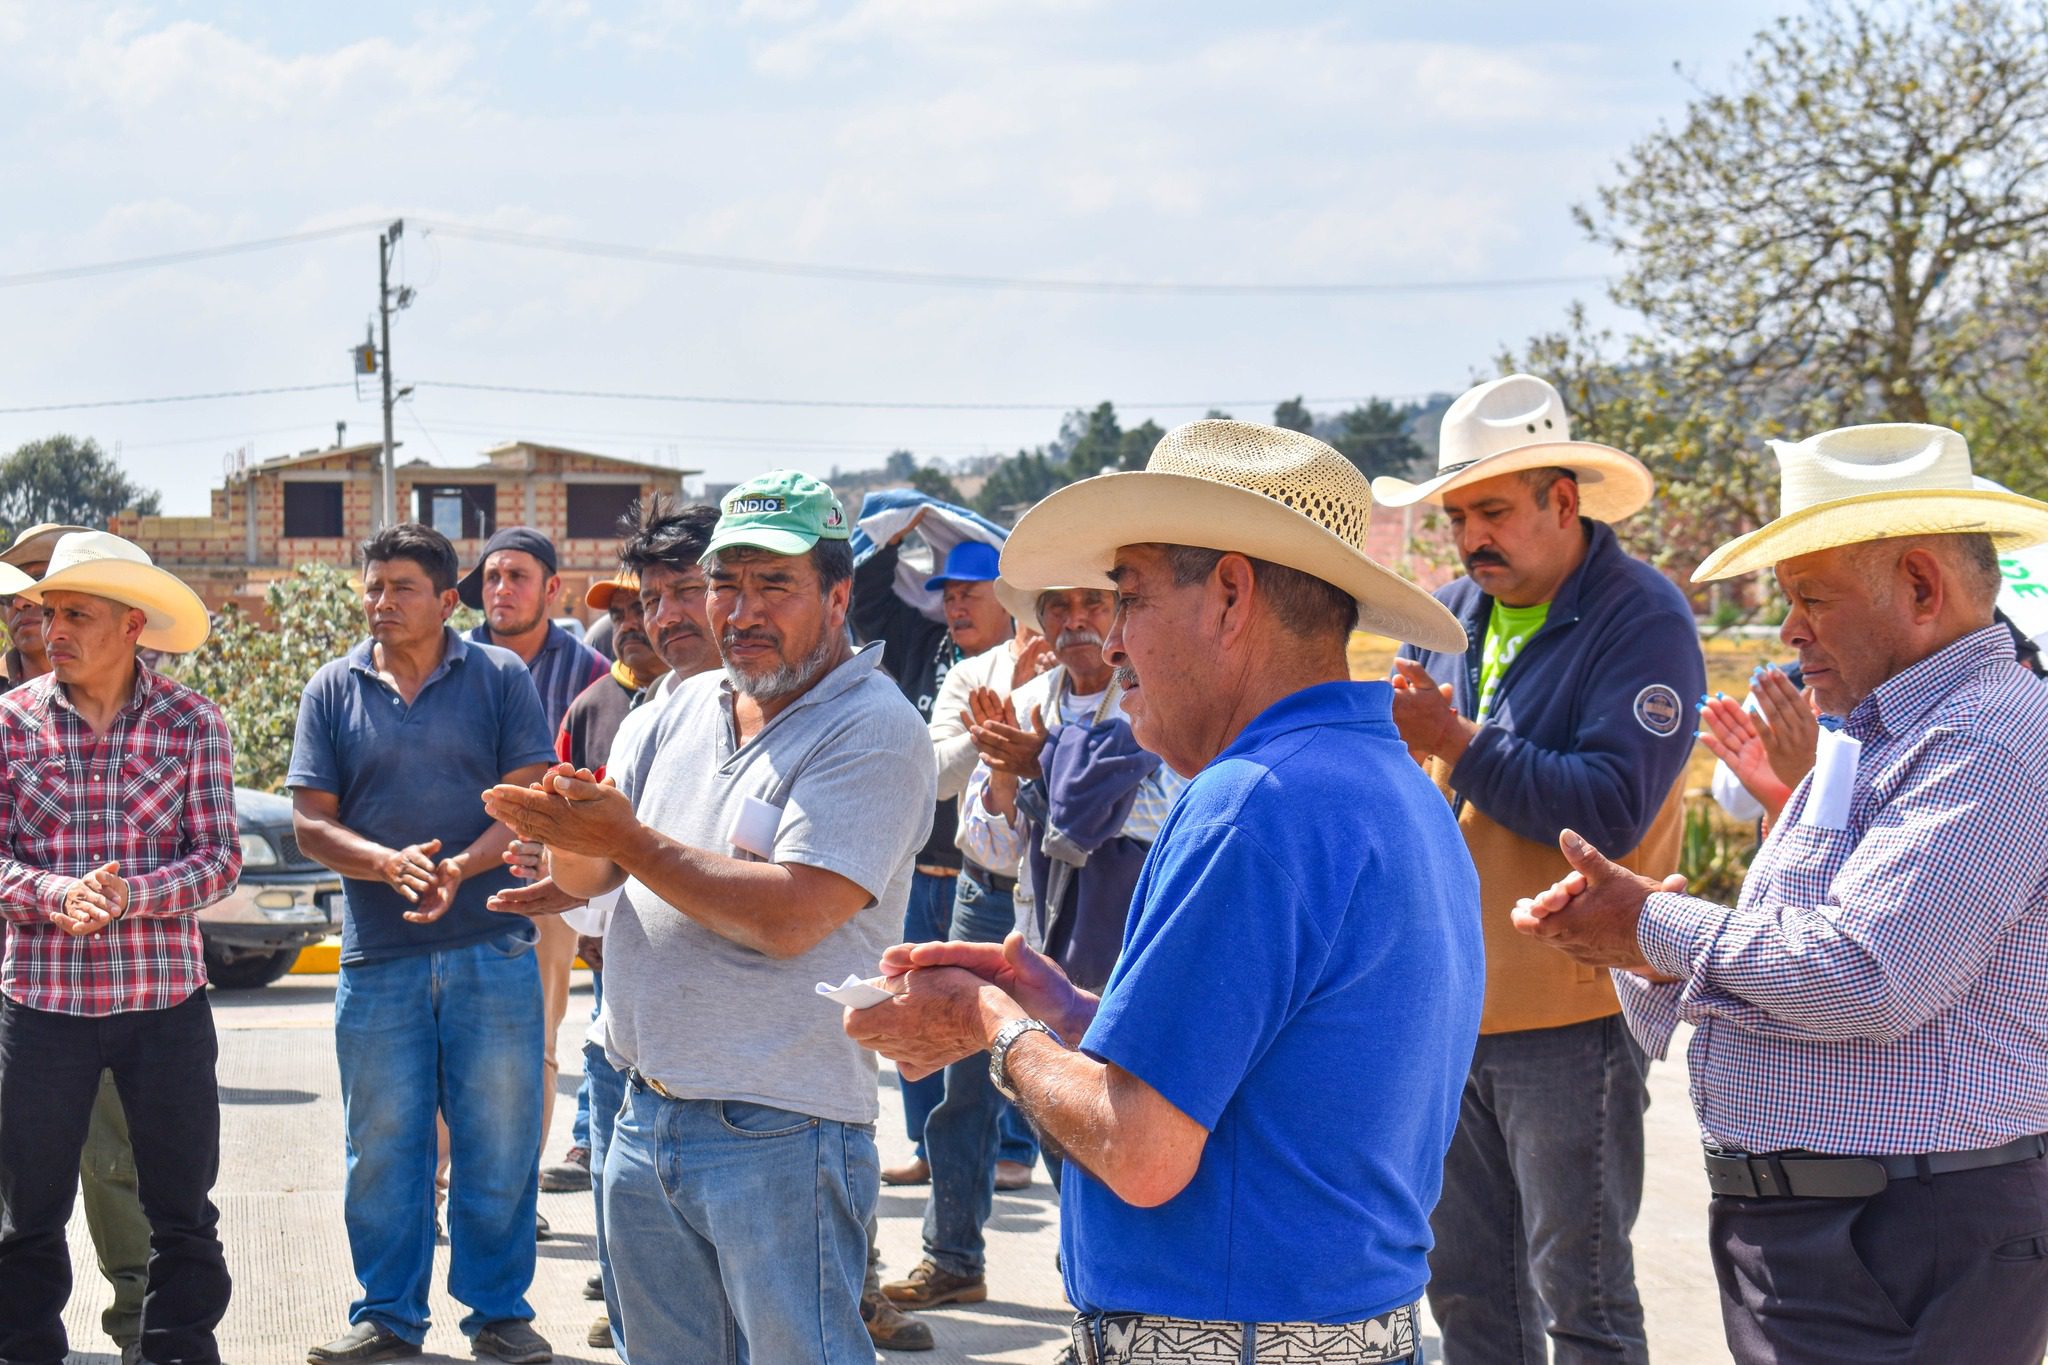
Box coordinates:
[1801,728,1863,830]
[817,973,895,1010]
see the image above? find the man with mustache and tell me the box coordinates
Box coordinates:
[491,497,720,1353]
[880,582,1186,1313]
[1371,375,1705,1365]
[482,471,935,1364]
[0,525,152,1365]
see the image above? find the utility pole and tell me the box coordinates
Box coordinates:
[376,219,404,531]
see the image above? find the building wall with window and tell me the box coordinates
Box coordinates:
[114,440,696,619]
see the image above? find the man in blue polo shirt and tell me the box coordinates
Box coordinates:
[851,421,1483,1363]
[289,522,558,1365]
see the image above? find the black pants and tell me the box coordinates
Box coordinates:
[0,990,229,1365]
[1711,1155,2048,1363]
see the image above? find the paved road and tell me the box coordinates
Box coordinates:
[55,977,1731,1363]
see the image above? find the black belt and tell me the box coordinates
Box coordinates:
[962,861,1018,895]
[1704,1133,2048,1199]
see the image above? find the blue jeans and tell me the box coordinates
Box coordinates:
[582,1038,627,1340]
[604,1081,877,1364]
[922,871,1040,1278]
[334,933,543,1343]
[1427,1013,1649,1365]
[899,870,956,1158]
[571,968,600,1151]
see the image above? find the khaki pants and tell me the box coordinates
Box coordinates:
[80,1069,149,1350]
[535,914,578,1153]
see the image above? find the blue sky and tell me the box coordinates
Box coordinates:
[0,1,1788,512]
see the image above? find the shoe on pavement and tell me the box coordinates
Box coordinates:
[882,1258,989,1310]
[539,1145,592,1193]
[880,1156,930,1186]
[307,1321,423,1363]
[583,1272,605,1301]
[863,1292,935,1351]
[473,1318,553,1363]
[535,1211,551,1241]
[995,1159,1033,1191]
[588,1316,614,1350]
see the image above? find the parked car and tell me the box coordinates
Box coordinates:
[199,787,341,989]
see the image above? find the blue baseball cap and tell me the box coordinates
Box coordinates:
[923,540,1002,591]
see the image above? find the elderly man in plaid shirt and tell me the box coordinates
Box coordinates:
[1516,424,2048,1364]
[0,531,240,1365]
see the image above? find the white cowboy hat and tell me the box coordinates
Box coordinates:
[993,579,1111,636]
[1370,374,1654,523]
[0,531,211,652]
[0,523,98,569]
[1001,419,1466,653]
[1693,423,2048,582]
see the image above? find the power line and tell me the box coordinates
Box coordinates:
[0,382,358,415]
[420,219,1605,297]
[412,378,1412,412]
[0,222,384,290]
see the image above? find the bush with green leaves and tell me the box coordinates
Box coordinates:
[180,564,365,792]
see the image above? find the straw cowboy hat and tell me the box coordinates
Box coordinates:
[1371,374,1654,523]
[0,531,211,653]
[1694,423,2048,582]
[0,523,98,569]
[1001,419,1466,652]
[994,579,1107,636]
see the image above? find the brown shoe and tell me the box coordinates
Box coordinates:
[880,1156,931,1186]
[863,1292,936,1351]
[994,1159,1033,1191]
[882,1258,988,1310]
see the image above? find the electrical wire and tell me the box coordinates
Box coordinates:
[411,378,1416,412]
[0,382,358,415]
[0,222,383,290]
[418,220,1605,297]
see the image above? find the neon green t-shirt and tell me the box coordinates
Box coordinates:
[1477,599,1550,718]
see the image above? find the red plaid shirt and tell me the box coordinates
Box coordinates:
[0,666,241,1015]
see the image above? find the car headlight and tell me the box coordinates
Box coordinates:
[239,833,279,868]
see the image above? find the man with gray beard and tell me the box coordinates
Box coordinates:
[483,471,935,1364]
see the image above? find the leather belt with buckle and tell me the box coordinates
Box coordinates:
[624,1067,676,1101]
[962,861,1019,895]
[1704,1133,2047,1199]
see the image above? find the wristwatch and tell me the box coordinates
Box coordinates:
[988,1018,1063,1102]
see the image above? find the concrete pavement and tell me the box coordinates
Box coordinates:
[55,976,1731,1363]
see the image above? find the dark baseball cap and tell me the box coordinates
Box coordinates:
[458,527,560,608]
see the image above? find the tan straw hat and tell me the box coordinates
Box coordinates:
[1001,419,1466,652]
[1371,374,1654,523]
[0,523,98,570]
[1693,423,2048,582]
[0,531,211,652]
[994,579,1107,636]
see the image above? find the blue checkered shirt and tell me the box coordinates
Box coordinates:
[1617,625,2048,1155]
[469,621,606,735]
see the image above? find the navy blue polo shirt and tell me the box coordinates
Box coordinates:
[288,628,558,963]
[1064,681,1483,1324]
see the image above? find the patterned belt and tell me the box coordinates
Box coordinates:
[1069,1305,1418,1365]
[623,1067,677,1100]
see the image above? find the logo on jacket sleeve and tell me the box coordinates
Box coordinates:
[1633,684,1683,738]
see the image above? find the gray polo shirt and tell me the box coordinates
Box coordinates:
[604,643,935,1124]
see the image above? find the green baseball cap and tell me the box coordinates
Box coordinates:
[706,470,852,557]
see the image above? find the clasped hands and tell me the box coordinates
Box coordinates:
[1510,829,1688,980]
[1388,659,1476,765]
[844,932,1081,1082]
[53,861,129,936]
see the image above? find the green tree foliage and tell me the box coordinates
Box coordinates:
[883,450,920,482]
[0,435,162,538]
[1271,397,1314,434]
[1578,0,2048,496]
[181,564,363,792]
[1330,400,1428,479]
[909,464,963,503]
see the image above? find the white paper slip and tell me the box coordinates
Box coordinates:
[730,795,782,859]
[1801,728,1864,830]
[816,973,896,1010]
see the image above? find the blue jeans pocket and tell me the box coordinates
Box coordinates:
[715,1100,819,1138]
[480,931,536,959]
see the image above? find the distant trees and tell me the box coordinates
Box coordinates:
[0,435,161,539]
